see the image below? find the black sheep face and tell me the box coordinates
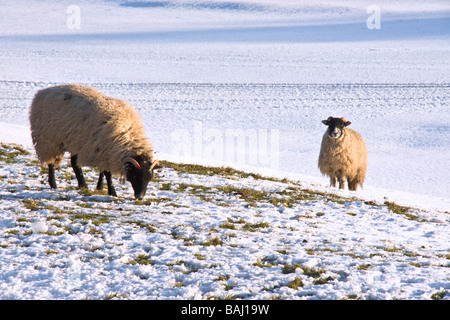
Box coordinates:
[322,117,351,139]
[124,156,157,200]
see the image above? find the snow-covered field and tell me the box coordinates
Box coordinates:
[0,0,449,300]
[1,144,449,300]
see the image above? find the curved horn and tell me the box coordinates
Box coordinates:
[123,157,141,170]
[150,160,159,171]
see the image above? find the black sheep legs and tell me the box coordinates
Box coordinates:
[47,154,117,197]
[96,171,117,197]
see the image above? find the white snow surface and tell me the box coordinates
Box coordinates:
[0,0,449,300]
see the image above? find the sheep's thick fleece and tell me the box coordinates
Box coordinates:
[29,84,154,176]
[318,127,367,189]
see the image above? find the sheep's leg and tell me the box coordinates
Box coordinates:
[329,175,337,188]
[96,172,104,190]
[348,178,358,191]
[104,171,117,197]
[48,164,57,189]
[70,155,87,189]
[334,170,345,190]
[338,178,346,190]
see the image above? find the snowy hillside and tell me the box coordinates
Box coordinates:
[0,143,448,300]
[0,0,449,300]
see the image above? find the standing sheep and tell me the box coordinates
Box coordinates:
[29,84,159,199]
[318,116,367,191]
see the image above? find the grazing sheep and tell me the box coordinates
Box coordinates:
[318,116,367,191]
[29,84,159,199]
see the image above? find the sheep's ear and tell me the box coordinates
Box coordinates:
[322,119,330,125]
[344,121,351,127]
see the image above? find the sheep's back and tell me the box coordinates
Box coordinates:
[30,84,153,173]
[29,84,98,164]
